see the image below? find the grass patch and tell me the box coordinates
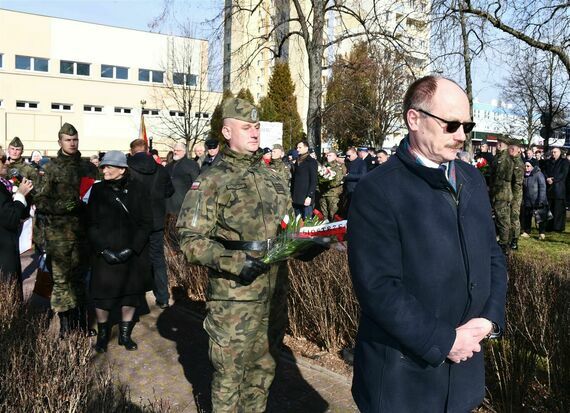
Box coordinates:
[517,215,570,268]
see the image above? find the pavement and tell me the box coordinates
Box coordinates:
[20,251,358,413]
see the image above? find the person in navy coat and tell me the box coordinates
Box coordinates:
[348,76,507,413]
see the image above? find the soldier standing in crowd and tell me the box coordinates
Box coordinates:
[6,136,39,182]
[34,123,97,337]
[269,143,290,184]
[177,98,294,412]
[320,151,345,221]
[490,136,515,254]
[508,139,524,250]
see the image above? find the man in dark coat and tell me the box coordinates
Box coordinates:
[165,143,200,216]
[358,147,378,172]
[544,147,569,232]
[342,147,367,215]
[128,139,174,309]
[348,76,507,413]
[291,140,318,218]
[200,138,222,174]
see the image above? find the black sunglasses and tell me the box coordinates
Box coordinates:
[415,109,476,134]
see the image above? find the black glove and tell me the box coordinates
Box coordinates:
[239,255,270,285]
[116,248,133,263]
[295,244,329,262]
[101,249,121,265]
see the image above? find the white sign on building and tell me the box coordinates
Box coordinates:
[259,121,283,149]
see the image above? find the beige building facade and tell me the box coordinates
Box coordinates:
[0,8,221,157]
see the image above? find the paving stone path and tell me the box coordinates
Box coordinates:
[21,251,358,413]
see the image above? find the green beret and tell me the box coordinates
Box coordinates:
[9,136,23,149]
[222,98,259,123]
[59,122,78,136]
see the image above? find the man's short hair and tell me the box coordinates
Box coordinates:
[347,146,357,154]
[130,138,148,152]
[378,149,388,156]
[174,142,187,152]
[297,140,309,148]
[402,76,463,128]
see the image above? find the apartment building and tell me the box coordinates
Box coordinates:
[0,8,220,157]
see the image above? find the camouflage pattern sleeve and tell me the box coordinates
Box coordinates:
[176,178,247,276]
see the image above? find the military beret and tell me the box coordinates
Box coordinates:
[272,144,283,151]
[9,136,23,149]
[222,98,259,123]
[59,122,78,136]
[205,138,219,149]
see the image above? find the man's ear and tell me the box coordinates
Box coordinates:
[221,125,231,141]
[407,109,420,132]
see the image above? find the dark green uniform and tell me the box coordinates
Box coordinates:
[34,149,95,313]
[177,146,292,412]
[490,148,514,246]
[9,157,39,182]
[320,161,345,221]
[510,155,524,242]
[269,157,291,187]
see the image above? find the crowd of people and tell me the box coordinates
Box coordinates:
[0,76,568,412]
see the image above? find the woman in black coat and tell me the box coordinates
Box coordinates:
[291,141,318,218]
[521,161,548,239]
[0,154,33,299]
[87,151,152,353]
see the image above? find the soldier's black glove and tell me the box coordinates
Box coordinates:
[295,244,329,262]
[239,255,270,285]
[116,248,133,263]
[101,249,121,265]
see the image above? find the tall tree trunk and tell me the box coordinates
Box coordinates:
[459,2,474,154]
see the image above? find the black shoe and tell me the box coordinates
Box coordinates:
[156,301,169,309]
[88,329,98,337]
[510,239,518,250]
[95,322,110,353]
[118,321,138,351]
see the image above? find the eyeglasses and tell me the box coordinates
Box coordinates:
[415,109,476,134]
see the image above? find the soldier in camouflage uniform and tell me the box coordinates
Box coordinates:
[34,123,97,337]
[320,151,346,221]
[177,98,294,412]
[269,143,291,185]
[490,136,515,253]
[508,139,524,250]
[6,136,39,182]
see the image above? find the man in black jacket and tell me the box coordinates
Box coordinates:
[343,147,367,214]
[348,76,507,412]
[200,138,222,174]
[128,139,174,308]
[291,140,318,218]
[165,143,200,216]
[544,147,569,232]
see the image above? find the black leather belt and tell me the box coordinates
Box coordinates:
[217,239,273,252]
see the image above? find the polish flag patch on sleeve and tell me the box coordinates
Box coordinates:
[191,181,201,190]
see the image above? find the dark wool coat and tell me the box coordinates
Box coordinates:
[291,154,318,205]
[344,157,367,194]
[165,157,200,215]
[544,157,569,200]
[0,184,27,280]
[348,139,507,413]
[87,177,153,304]
[523,166,548,208]
[127,152,174,231]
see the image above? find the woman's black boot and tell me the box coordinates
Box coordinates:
[95,322,110,353]
[118,321,138,351]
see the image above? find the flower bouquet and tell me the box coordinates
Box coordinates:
[318,164,337,192]
[475,157,489,176]
[261,213,347,264]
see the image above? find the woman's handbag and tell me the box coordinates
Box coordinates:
[534,205,554,224]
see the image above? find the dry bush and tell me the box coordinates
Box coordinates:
[0,279,168,413]
[485,255,570,412]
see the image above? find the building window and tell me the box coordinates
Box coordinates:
[51,103,72,111]
[101,64,128,80]
[202,113,209,119]
[60,60,90,76]
[16,100,39,109]
[0,53,3,68]
[139,69,164,83]
[114,107,132,114]
[173,72,197,86]
[142,109,159,116]
[169,110,185,117]
[15,55,49,72]
[0,99,4,108]
[84,105,103,112]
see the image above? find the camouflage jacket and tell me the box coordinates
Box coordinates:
[9,157,39,183]
[177,146,292,301]
[490,149,514,203]
[35,150,97,241]
[511,155,524,204]
[321,162,346,197]
[269,158,291,186]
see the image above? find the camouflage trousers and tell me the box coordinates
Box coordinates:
[320,195,340,222]
[494,201,512,245]
[510,199,522,241]
[46,239,87,313]
[205,275,288,413]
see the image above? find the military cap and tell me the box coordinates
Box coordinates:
[59,122,78,136]
[272,143,283,151]
[497,135,511,144]
[205,138,219,149]
[509,138,524,147]
[9,136,23,149]
[222,98,259,123]
[357,147,369,152]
